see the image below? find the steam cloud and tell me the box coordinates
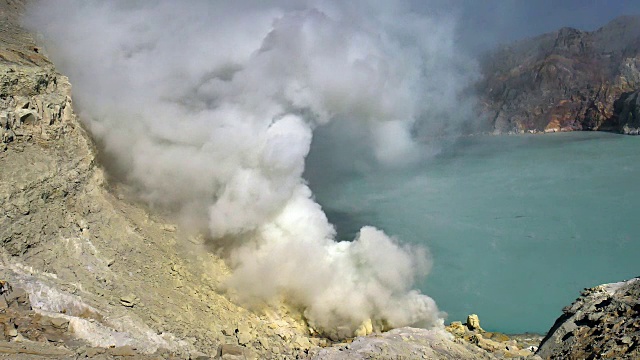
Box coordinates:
[28,0,477,338]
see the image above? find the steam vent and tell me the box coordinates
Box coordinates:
[1,1,639,359]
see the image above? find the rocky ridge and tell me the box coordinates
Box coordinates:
[536,276,640,359]
[479,15,640,134]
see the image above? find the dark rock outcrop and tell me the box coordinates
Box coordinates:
[536,277,640,359]
[479,16,640,134]
[615,90,640,134]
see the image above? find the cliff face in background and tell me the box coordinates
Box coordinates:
[479,15,640,135]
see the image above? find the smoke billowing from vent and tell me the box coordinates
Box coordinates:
[28,0,477,337]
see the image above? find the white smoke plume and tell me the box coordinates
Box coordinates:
[27,0,477,337]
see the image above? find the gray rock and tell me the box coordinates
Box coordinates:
[616,90,640,134]
[5,287,31,310]
[308,327,496,359]
[537,276,640,359]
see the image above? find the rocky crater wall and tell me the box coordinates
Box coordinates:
[479,16,640,135]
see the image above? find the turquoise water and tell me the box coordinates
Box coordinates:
[307,132,640,334]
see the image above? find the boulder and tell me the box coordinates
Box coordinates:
[466,314,483,332]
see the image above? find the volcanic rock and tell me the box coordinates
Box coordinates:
[466,314,483,331]
[536,276,640,359]
[615,89,640,134]
[445,316,540,359]
[309,327,497,359]
[479,15,640,134]
[0,1,316,358]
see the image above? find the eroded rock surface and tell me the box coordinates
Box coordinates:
[479,15,640,134]
[308,327,497,360]
[0,1,315,358]
[445,315,541,359]
[615,89,640,134]
[537,277,640,359]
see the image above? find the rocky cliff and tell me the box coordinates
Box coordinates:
[0,1,320,358]
[536,277,640,359]
[479,15,640,134]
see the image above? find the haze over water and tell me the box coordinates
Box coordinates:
[308,131,640,334]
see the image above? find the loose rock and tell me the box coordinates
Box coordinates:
[466,314,483,332]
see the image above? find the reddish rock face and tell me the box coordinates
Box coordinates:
[478,16,640,134]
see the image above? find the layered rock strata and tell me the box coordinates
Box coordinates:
[479,16,640,135]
